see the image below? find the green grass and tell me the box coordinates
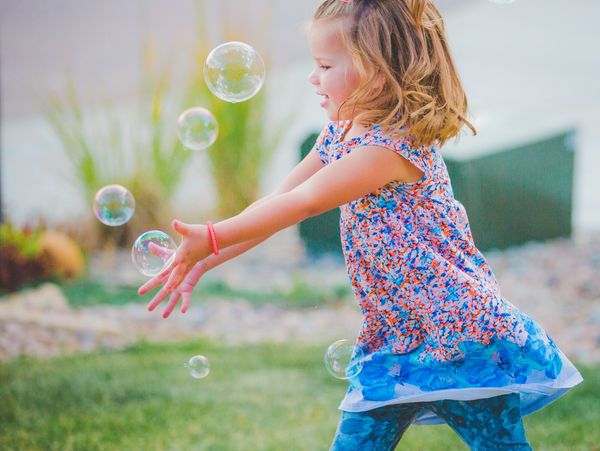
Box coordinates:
[57,278,352,309]
[0,340,597,450]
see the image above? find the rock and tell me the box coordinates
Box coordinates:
[0,283,126,361]
[0,283,69,312]
[39,231,85,279]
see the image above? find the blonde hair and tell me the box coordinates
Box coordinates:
[313,0,476,147]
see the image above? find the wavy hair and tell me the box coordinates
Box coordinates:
[313,0,476,147]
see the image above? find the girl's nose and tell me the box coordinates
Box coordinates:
[308,69,318,86]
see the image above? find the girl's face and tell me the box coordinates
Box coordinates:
[308,20,360,121]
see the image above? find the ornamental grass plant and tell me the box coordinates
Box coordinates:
[41,0,288,250]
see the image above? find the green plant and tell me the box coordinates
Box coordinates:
[41,1,291,249]
[0,224,87,293]
[0,223,48,293]
[183,0,290,217]
[41,66,189,248]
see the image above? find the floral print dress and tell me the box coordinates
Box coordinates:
[316,121,582,425]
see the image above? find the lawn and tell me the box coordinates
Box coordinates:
[57,278,352,309]
[0,340,597,450]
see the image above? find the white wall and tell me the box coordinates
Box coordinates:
[442,0,600,232]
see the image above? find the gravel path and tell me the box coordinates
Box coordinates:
[1,230,599,363]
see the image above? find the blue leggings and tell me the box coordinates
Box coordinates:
[330,393,532,450]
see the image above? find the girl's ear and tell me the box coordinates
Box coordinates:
[372,72,385,93]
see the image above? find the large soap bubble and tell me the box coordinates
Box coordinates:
[204,41,266,103]
[176,107,219,151]
[324,339,364,380]
[131,230,177,277]
[93,184,135,227]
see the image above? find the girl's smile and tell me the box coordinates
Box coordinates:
[318,93,330,109]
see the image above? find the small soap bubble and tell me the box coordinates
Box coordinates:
[131,230,177,277]
[93,184,135,227]
[176,107,219,151]
[184,355,210,379]
[324,339,364,380]
[204,41,266,103]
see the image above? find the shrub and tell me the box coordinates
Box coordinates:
[39,230,85,280]
[0,223,84,293]
[0,223,48,293]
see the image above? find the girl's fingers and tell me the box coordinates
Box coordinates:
[162,292,182,319]
[181,292,191,314]
[164,264,188,293]
[138,262,175,295]
[179,281,193,292]
[138,273,167,295]
[156,260,177,279]
[172,219,194,237]
[147,287,170,312]
[148,241,175,258]
[185,262,205,285]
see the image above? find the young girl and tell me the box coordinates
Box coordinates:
[139,0,583,449]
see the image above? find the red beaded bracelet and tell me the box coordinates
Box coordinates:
[206,221,219,255]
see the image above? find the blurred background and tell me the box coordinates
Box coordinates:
[1,0,599,449]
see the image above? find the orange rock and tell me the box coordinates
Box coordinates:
[39,231,85,279]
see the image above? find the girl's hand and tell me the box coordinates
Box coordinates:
[162,219,212,292]
[138,260,208,318]
[137,219,212,318]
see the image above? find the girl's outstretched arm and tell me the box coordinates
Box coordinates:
[140,148,325,317]
[161,145,422,293]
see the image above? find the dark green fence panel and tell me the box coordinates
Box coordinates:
[445,130,575,251]
[298,130,575,255]
[298,132,343,257]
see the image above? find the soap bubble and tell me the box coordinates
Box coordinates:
[93,184,135,227]
[185,355,210,379]
[131,230,177,277]
[176,107,219,151]
[324,339,364,380]
[204,41,266,103]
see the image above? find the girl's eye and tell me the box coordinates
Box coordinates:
[320,65,331,70]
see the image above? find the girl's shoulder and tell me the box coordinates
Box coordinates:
[316,121,345,145]
[315,121,438,175]
[359,124,436,174]
[362,123,415,148]
[314,121,346,164]
[315,120,408,149]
